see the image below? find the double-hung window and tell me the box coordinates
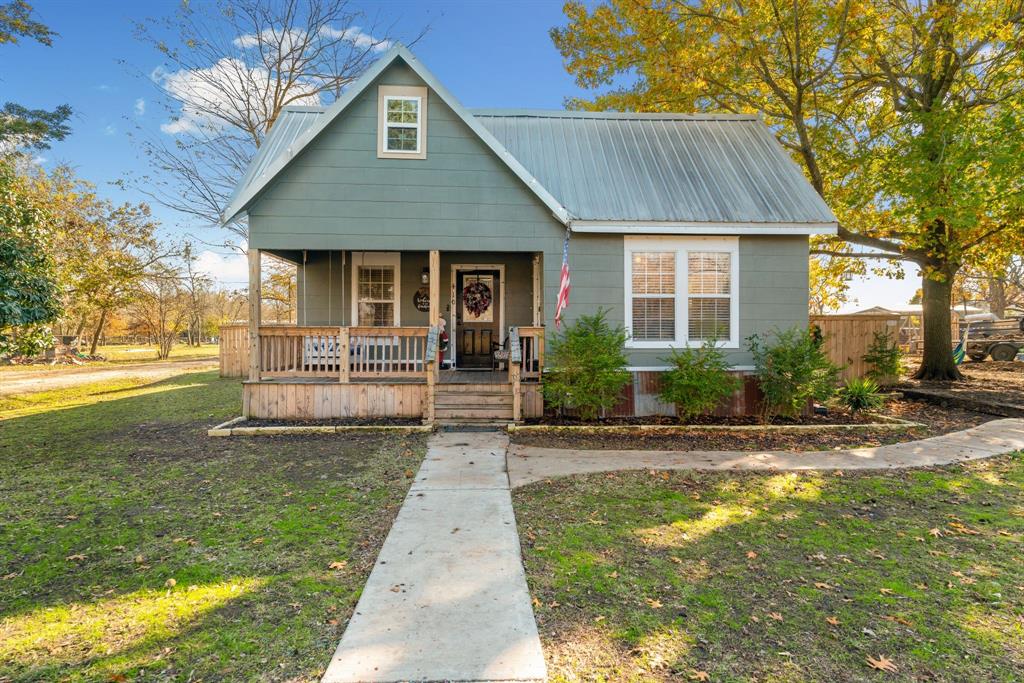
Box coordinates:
[625,237,739,348]
[377,85,427,159]
[351,252,401,327]
[383,96,420,152]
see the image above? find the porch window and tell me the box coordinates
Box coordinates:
[357,266,395,326]
[377,86,427,159]
[625,237,739,348]
[351,252,401,326]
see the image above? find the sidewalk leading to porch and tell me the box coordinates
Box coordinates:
[321,431,546,683]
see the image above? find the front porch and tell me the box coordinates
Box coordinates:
[224,248,545,422]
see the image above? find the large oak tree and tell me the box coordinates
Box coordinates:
[553,0,1024,379]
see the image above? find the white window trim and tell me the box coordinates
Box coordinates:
[351,252,401,327]
[624,236,740,349]
[377,85,427,160]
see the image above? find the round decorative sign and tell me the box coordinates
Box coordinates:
[413,286,430,312]
[462,280,492,318]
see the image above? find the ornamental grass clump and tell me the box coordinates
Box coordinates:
[659,342,741,422]
[838,376,885,413]
[542,310,630,421]
[863,330,903,385]
[748,326,842,419]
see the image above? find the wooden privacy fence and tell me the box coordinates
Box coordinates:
[810,314,900,381]
[220,324,248,377]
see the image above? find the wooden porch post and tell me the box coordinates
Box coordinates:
[247,248,261,382]
[425,249,440,423]
[532,253,542,327]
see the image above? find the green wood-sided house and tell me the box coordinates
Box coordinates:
[221,45,837,422]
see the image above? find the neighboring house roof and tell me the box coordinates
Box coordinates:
[221,45,838,234]
[221,44,571,227]
[853,305,985,316]
[472,110,837,231]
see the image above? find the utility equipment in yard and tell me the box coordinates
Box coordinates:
[961,315,1024,362]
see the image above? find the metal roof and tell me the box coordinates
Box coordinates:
[221,46,836,232]
[222,107,323,216]
[470,109,837,226]
[220,45,571,226]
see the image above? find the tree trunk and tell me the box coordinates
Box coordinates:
[89,308,108,356]
[912,274,962,380]
[73,314,87,346]
[988,276,1006,318]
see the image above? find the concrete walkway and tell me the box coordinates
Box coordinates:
[322,431,545,683]
[508,418,1024,488]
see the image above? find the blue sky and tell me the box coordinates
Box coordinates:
[6,0,916,308]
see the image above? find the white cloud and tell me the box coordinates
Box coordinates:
[154,58,321,135]
[232,24,391,52]
[134,98,146,116]
[195,249,249,287]
[318,25,392,52]
[103,124,116,136]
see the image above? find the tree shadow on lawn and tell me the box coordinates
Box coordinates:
[515,457,1024,682]
[0,371,427,681]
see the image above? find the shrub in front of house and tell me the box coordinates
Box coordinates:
[542,309,630,420]
[838,376,885,412]
[659,342,741,422]
[862,329,902,385]
[748,326,842,418]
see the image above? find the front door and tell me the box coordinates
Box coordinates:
[455,269,500,368]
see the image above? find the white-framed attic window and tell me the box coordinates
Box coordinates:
[624,236,739,349]
[377,85,427,159]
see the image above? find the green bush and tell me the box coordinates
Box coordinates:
[838,377,885,413]
[659,342,741,422]
[863,330,902,384]
[542,310,631,420]
[747,326,841,418]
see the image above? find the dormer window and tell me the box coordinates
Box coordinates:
[378,85,427,159]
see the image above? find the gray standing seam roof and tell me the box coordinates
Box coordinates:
[470,110,836,225]
[230,105,836,227]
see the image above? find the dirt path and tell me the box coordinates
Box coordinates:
[0,358,218,397]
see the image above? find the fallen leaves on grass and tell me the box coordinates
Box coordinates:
[746,551,758,559]
[826,616,840,626]
[645,598,664,609]
[689,671,710,681]
[866,655,898,673]
[768,612,783,621]
[328,561,347,570]
[65,554,87,562]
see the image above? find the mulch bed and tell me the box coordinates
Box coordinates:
[524,411,880,427]
[510,398,992,452]
[897,360,1024,416]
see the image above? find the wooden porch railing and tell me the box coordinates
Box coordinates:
[253,325,429,380]
[259,326,344,378]
[348,327,429,379]
[234,324,540,383]
[517,326,545,380]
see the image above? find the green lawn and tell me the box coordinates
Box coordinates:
[0,371,426,682]
[515,458,1024,682]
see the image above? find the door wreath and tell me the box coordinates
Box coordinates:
[462,280,492,317]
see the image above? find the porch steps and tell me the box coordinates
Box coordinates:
[433,383,515,423]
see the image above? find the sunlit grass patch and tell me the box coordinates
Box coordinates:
[1,578,263,669]
[0,371,427,681]
[516,455,1024,682]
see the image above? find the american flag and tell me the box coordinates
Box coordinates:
[555,228,571,328]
